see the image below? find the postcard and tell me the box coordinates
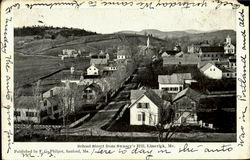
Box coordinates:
[1,0,249,159]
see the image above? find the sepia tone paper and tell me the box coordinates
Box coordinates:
[1,0,249,159]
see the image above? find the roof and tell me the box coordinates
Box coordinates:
[144,89,163,108]
[130,89,163,109]
[220,67,236,73]
[117,49,131,56]
[158,73,192,84]
[161,52,169,57]
[166,50,179,55]
[200,63,216,72]
[90,58,108,65]
[229,58,236,63]
[130,89,162,100]
[200,46,224,53]
[46,96,59,107]
[173,88,202,102]
[15,96,38,109]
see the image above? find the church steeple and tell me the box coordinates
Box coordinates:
[226,35,231,44]
[147,36,150,48]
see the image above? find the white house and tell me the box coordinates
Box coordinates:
[14,96,40,123]
[200,63,222,79]
[158,73,192,93]
[87,64,99,76]
[117,49,131,60]
[129,89,165,126]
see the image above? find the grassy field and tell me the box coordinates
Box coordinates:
[14,53,63,87]
[14,34,168,56]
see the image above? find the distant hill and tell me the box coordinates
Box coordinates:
[118,29,236,42]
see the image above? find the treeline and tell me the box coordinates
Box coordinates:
[14,26,97,38]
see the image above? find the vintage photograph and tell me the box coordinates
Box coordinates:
[13,8,237,142]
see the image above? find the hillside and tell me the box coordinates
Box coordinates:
[15,33,168,56]
[14,26,97,38]
[119,29,236,45]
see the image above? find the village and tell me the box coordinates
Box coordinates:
[14,32,236,142]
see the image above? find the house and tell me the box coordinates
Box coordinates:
[158,73,192,93]
[40,96,61,121]
[172,88,202,126]
[198,46,224,61]
[228,57,236,69]
[199,63,222,79]
[87,64,100,76]
[117,49,131,60]
[221,68,236,78]
[187,42,210,54]
[129,89,169,126]
[82,83,102,104]
[224,35,235,54]
[14,96,40,123]
[59,49,80,60]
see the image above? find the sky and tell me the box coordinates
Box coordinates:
[14,8,236,34]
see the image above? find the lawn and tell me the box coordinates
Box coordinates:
[14,53,63,88]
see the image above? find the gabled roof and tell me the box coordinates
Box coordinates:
[200,46,224,52]
[117,49,131,56]
[46,96,59,107]
[90,58,107,65]
[173,88,202,102]
[158,73,192,84]
[200,63,216,72]
[15,96,39,109]
[161,52,169,57]
[129,89,163,109]
[130,89,162,100]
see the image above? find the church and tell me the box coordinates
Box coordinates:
[224,35,235,54]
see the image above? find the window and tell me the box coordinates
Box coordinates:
[213,68,215,71]
[26,112,35,117]
[14,111,21,117]
[142,112,145,122]
[53,105,58,111]
[137,103,149,109]
[138,114,142,121]
[44,100,47,106]
[85,89,92,93]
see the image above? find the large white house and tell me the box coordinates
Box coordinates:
[199,63,222,79]
[129,89,166,126]
[14,96,41,123]
[117,49,131,60]
[87,64,99,76]
[158,73,192,93]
